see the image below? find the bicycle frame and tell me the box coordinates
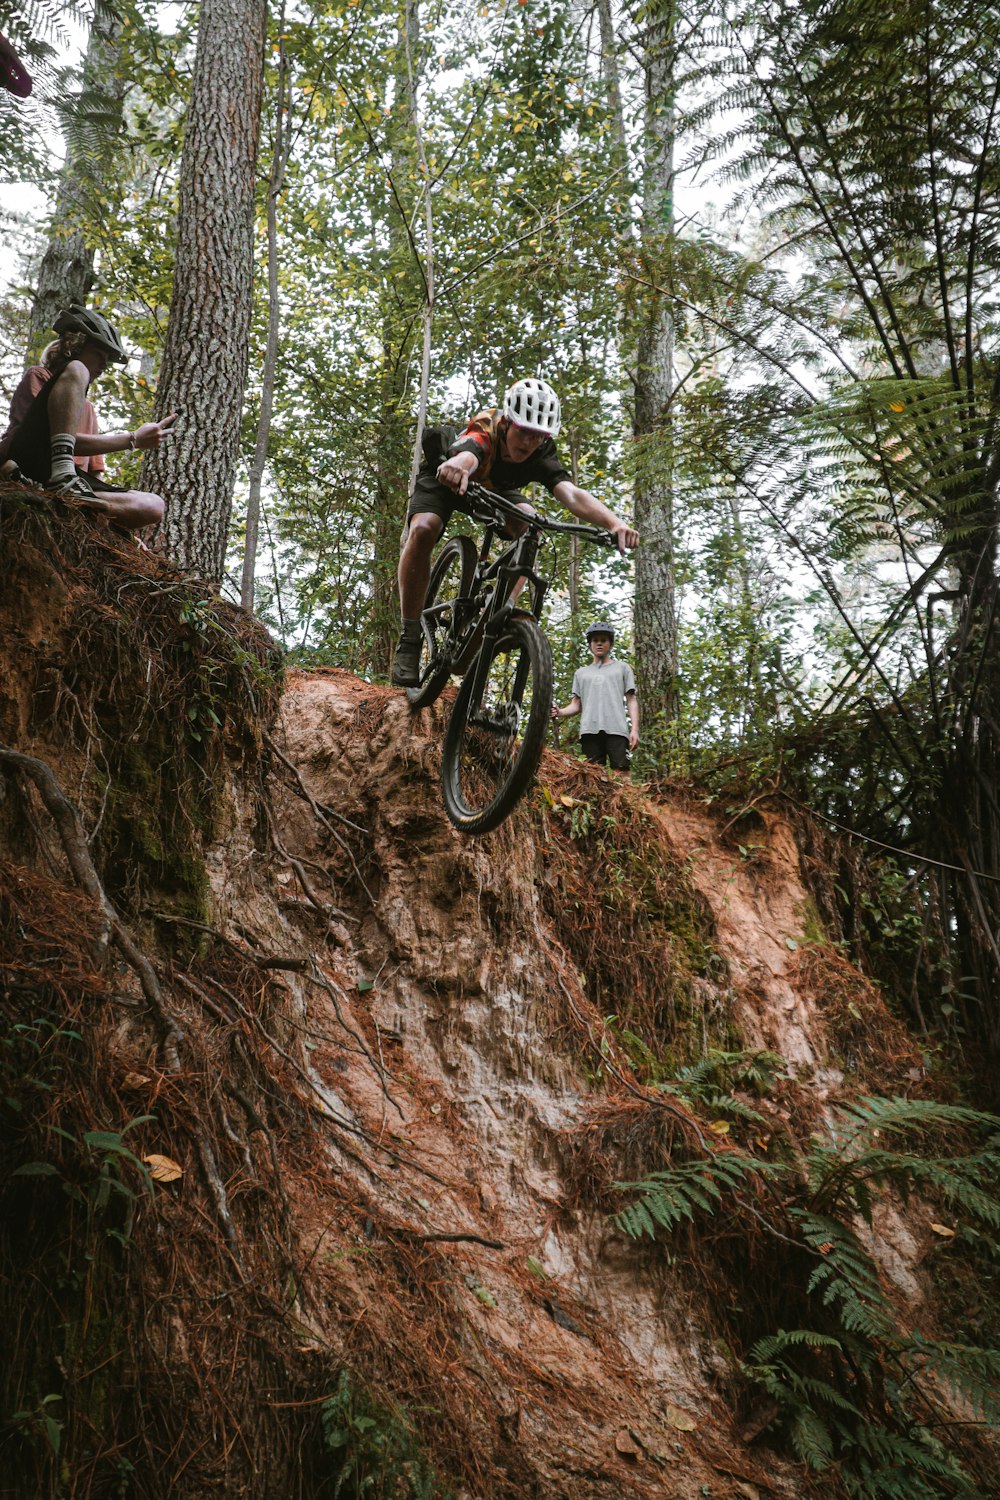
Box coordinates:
[428,483,612,695]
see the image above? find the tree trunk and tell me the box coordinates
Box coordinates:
[142,0,267,581]
[632,0,678,732]
[405,0,434,496]
[595,0,628,163]
[28,6,126,353]
[370,0,423,674]
[242,37,291,614]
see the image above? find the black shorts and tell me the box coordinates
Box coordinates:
[580,732,630,770]
[406,468,529,529]
[4,376,127,492]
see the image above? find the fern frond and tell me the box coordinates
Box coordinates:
[789,1406,835,1470]
[612,1152,765,1240]
[905,1334,1000,1425]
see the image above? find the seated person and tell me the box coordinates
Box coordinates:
[0,305,175,533]
[393,376,639,687]
[4,338,109,482]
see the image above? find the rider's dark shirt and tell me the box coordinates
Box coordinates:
[448,408,571,495]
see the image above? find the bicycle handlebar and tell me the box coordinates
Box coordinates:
[463,481,618,548]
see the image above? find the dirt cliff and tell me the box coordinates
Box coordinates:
[0,489,995,1499]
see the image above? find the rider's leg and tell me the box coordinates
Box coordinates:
[398,511,444,621]
[393,510,444,687]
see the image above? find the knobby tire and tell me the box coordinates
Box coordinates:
[440,617,552,835]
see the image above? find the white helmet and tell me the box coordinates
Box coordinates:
[503,377,561,437]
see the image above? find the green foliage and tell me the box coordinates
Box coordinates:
[612,1151,768,1240]
[0,1017,82,1118]
[8,1392,64,1460]
[319,1370,447,1499]
[612,1091,1000,1493]
[12,1115,155,1245]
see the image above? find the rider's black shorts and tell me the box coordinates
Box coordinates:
[406,468,529,530]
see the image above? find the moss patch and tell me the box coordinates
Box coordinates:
[535,766,738,1077]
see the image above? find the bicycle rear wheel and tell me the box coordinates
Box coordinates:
[440,617,552,834]
[406,534,478,709]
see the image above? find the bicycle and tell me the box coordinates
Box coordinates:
[405,481,618,835]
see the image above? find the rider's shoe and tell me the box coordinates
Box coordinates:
[391,628,422,687]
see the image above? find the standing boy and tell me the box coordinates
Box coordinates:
[551,622,639,771]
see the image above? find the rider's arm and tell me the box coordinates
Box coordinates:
[551,693,582,720]
[627,688,639,749]
[552,479,639,549]
[436,449,479,494]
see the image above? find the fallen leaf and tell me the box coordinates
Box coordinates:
[356,978,374,993]
[559,794,578,808]
[143,1153,183,1182]
[708,1120,730,1135]
[665,1404,696,1432]
[122,1072,151,1089]
[429,1102,441,1115]
[614,1428,642,1458]
[473,1286,496,1307]
[929,1222,956,1238]
[785,937,798,951]
[526,1255,547,1280]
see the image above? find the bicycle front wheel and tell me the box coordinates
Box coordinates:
[440,617,552,835]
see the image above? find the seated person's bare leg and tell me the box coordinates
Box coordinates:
[101,489,165,533]
[45,361,90,487]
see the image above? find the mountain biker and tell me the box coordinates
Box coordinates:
[392,377,639,687]
[551,621,639,771]
[0,305,175,534]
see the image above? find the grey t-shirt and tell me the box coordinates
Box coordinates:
[571,657,637,736]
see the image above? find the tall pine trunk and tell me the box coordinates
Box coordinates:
[142,0,267,580]
[632,0,678,735]
[242,36,292,613]
[29,3,126,351]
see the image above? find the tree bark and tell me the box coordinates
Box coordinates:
[404,0,434,496]
[370,0,423,674]
[28,5,127,353]
[595,0,628,163]
[632,0,678,730]
[242,36,292,613]
[142,0,267,580]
